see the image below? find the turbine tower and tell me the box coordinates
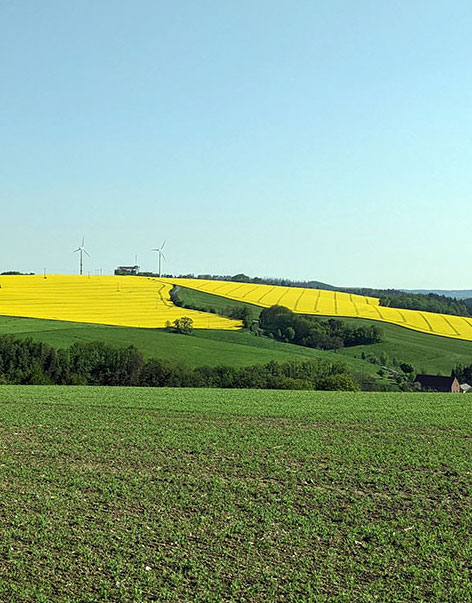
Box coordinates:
[74,237,90,275]
[152,241,166,277]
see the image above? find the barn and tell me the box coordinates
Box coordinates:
[414,374,461,393]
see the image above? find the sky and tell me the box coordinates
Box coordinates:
[1,0,471,288]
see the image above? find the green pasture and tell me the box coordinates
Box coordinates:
[176,287,472,374]
[0,387,470,601]
[338,317,472,374]
[0,315,378,376]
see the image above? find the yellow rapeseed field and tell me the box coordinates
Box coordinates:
[0,275,241,330]
[167,278,472,342]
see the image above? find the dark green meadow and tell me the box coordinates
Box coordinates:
[0,387,471,601]
[338,317,472,375]
[0,316,379,376]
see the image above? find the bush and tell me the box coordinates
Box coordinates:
[172,317,194,335]
[317,373,360,391]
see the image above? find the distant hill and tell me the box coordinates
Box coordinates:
[191,275,472,301]
[190,273,339,291]
[407,290,472,300]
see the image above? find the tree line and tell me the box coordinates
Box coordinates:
[258,306,383,350]
[378,292,471,317]
[186,273,337,291]
[452,362,472,384]
[0,334,361,390]
[170,288,384,351]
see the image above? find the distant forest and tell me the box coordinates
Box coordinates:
[378,293,472,317]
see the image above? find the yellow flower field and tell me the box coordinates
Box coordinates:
[0,275,242,330]
[167,278,472,342]
[3,274,471,340]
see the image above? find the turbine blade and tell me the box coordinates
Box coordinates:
[161,240,166,249]
[83,249,90,257]
[74,248,80,253]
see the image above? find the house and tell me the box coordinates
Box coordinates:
[414,374,461,393]
[460,383,472,394]
[114,265,140,275]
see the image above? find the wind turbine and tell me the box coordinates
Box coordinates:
[152,241,166,277]
[74,237,90,275]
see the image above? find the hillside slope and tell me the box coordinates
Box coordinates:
[0,274,241,329]
[0,316,378,375]
[167,278,472,341]
[175,286,472,375]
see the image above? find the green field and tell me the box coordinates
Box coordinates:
[0,386,470,601]
[0,315,379,376]
[338,317,472,374]
[176,287,472,375]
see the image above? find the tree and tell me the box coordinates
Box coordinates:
[173,317,194,335]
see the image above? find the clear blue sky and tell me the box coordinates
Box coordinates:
[2,1,471,288]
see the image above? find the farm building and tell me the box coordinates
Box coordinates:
[114,265,140,275]
[414,374,461,393]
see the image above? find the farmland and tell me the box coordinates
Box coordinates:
[168,278,472,341]
[2,275,472,344]
[0,386,471,601]
[0,315,380,375]
[0,274,241,330]
[175,286,472,375]
[3,279,472,377]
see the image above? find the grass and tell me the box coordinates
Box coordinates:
[175,286,261,323]
[0,315,379,375]
[171,288,472,375]
[0,386,471,601]
[336,317,472,375]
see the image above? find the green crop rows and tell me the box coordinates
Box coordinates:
[0,387,471,601]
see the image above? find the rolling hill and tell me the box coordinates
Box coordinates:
[0,274,241,329]
[167,278,472,341]
[1,274,472,378]
[175,286,472,376]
